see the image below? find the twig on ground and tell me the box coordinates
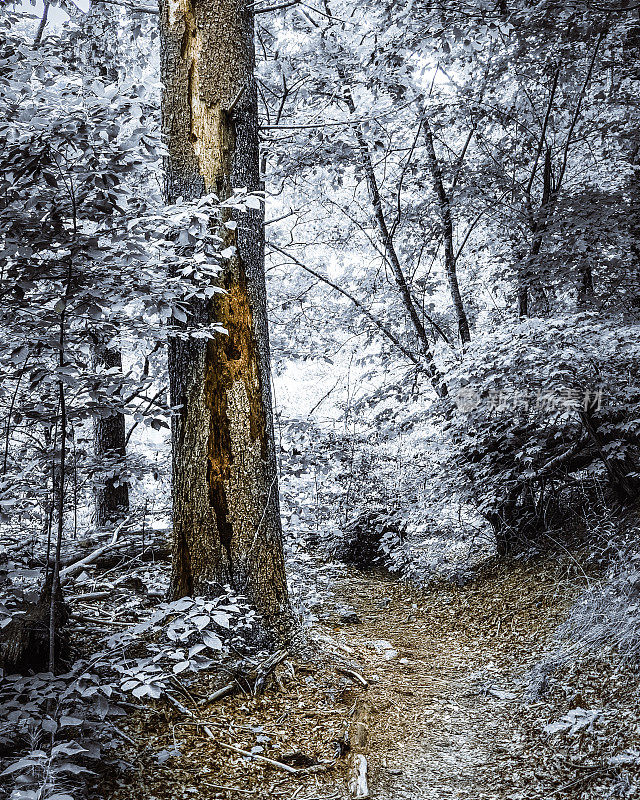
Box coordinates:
[202,727,301,774]
[336,667,368,687]
[112,724,137,745]
[165,692,194,716]
[201,683,236,705]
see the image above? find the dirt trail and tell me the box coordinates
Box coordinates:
[322,559,579,799]
[105,556,580,800]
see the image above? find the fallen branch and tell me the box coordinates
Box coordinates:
[203,729,301,774]
[60,517,131,582]
[348,754,369,799]
[67,590,112,602]
[201,683,236,705]
[70,614,131,627]
[336,667,369,688]
[166,692,194,717]
[253,648,289,694]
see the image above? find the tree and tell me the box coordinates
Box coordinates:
[159,0,291,632]
[77,2,131,526]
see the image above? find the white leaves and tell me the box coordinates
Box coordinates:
[157,748,179,764]
[245,195,262,210]
[202,631,223,651]
[59,716,83,727]
[172,306,188,324]
[220,246,236,259]
[191,614,210,630]
[543,708,601,737]
[212,612,231,629]
[172,661,190,674]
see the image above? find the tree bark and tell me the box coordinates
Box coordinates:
[422,118,471,345]
[519,147,553,317]
[159,0,291,632]
[92,340,130,527]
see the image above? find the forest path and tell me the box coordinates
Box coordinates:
[324,558,577,799]
[103,556,580,800]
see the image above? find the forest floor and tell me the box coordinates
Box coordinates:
[93,550,640,800]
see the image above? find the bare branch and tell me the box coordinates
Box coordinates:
[268,242,422,367]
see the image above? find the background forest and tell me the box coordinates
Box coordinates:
[1,0,640,799]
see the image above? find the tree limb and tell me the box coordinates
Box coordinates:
[268,242,422,367]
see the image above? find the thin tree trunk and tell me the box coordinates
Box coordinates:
[339,78,447,397]
[92,339,129,527]
[422,118,471,344]
[160,0,291,633]
[577,262,594,308]
[49,261,72,673]
[33,1,50,48]
[520,147,553,317]
[78,0,131,526]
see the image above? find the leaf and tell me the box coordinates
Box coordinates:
[191,614,210,630]
[173,306,188,324]
[59,716,83,727]
[54,762,94,775]
[1,758,42,776]
[245,195,262,210]
[172,661,190,674]
[51,742,87,757]
[42,171,58,188]
[202,631,223,651]
[151,417,170,431]
[172,597,193,612]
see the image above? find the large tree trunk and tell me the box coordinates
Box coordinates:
[159,0,291,632]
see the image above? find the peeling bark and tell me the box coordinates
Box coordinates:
[160,0,291,633]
